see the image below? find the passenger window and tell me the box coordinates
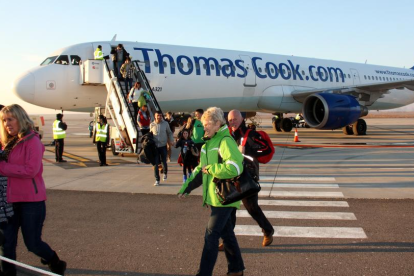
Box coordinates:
[154,61,159,67]
[171,62,176,68]
[218,65,222,71]
[188,63,193,69]
[232,66,236,71]
[179,62,183,69]
[368,76,371,80]
[54,55,69,65]
[348,74,351,78]
[203,64,207,69]
[196,64,200,70]
[70,55,81,65]
[376,76,378,80]
[271,68,275,74]
[364,75,367,79]
[265,68,268,74]
[210,64,215,70]
[259,67,262,73]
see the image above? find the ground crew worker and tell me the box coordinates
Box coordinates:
[53,113,67,163]
[295,113,301,121]
[94,45,104,60]
[94,115,110,166]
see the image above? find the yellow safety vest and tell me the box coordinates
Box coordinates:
[53,120,66,139]
[295,114,301,120]
[94,49,103,60]
[95,123,108,142]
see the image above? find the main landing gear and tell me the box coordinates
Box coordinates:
[272,113,293,133]
[342,119,367,136]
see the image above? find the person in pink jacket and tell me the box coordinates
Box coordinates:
[0,104,66,276]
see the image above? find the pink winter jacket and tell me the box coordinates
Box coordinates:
[0,131,47,203]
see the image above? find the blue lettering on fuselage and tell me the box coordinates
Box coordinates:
[133,48,345,83]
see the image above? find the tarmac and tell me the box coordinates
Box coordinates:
[10,113,414,275]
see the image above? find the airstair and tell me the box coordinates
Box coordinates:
[81,59,162,155]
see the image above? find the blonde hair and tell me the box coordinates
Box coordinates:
[0,104,34,145]
[201,107,226,126]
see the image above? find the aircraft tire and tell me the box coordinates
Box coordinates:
[342,125,354,135]
[111,139,119,156]
[272,120,282,132]
[352,119,367,136]
[281,118,293,132]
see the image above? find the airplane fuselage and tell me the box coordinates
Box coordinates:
[13,41,414,113]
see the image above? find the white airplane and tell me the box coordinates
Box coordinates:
[12,40,414,136]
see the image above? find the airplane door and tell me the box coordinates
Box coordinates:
[350,68,361,85]
[239,55,256,87]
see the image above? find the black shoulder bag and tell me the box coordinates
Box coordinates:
[214,137,261,205]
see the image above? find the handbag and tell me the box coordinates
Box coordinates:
[214,136,261,205]
[214,163,261,205]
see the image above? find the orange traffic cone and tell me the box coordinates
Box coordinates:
[294,128,300,142]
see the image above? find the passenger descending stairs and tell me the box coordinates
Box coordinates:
[102,60,162,154]
[235,176,367,239]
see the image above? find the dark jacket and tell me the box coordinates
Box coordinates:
[175,138,196,164]
[139,132,158,165]
[110,47,130,63]
[231,121,265,178]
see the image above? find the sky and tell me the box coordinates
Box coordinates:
[1,0,414,114]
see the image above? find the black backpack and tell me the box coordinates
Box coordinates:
[138,132,158,165]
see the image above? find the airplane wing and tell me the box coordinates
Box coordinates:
[292,78,414,106]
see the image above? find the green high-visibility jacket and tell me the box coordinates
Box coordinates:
[95,123,108,142]
[53,120,66,139]
[178,125,243,208]
[94,48,103,60]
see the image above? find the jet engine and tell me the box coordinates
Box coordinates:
[302,93,368,130]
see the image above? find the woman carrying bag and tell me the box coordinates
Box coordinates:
[178,107,245,276]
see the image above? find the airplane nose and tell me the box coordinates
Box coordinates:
[12,72,35,103]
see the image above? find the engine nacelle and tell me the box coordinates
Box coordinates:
[303,93,368,130]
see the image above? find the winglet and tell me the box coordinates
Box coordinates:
[111,34,117,42]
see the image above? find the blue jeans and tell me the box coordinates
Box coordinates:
[154,146,168,181]
[125,77,133,94]
[117,61,123,79]
[198,206,245,276]
[1,201,54,274]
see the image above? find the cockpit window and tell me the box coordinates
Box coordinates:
[70,55,81,65]
[54,55,69,65]
[40,56,58,66]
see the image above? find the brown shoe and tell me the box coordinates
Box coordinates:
[262,229,274,247]
[227,271,243,276]
[218,243,224,251]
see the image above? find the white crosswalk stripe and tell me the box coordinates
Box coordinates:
[235,225,367,239]
[260,183,339,188]
[237,210,357,220]
[235,175,367,239]
[260,176,336,182]
[258,200,349,207]
[259,191,344,198]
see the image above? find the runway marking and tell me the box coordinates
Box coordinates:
[237,210,356,220]
[259,191,344,198]
[235,225,367,239]
[260,176,336,182]
[260,183,339,188]
[258,200,349,207]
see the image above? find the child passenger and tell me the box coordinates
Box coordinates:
[175,129,197,183]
